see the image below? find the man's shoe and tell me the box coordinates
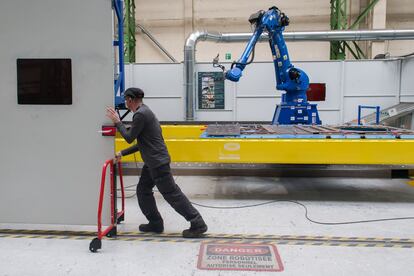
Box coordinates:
[139,219,164,233]
[182,215,207,238]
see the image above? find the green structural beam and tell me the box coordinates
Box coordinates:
[330,0,380,60]
[349,0,380,30]
[330,0,348,60]
[124,0,136,63]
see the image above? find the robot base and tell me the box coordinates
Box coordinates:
[272,103,321,125]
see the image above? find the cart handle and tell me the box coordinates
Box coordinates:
[97,159,125,239]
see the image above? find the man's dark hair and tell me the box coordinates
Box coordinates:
[124,87,145,99]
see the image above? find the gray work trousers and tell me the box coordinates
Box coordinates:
[136,163,200,222]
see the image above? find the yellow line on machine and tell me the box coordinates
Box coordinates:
[0,229,413,249]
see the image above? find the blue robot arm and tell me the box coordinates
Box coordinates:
[214,6,321,125]
[225,17,264,82]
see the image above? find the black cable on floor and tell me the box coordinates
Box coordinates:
[190,200,414,226]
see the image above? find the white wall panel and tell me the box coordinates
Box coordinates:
[126,59,405,124]
[344,61,400,96]
[144,99,184,121]
[229,63,279,96]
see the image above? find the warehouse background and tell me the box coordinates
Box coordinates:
[134,0,414,62]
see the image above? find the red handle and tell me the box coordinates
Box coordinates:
[96,159,125,239]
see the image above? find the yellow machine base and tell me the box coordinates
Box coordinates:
[115,125,414,165]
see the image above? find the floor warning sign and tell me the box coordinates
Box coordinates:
[197,242,284,272]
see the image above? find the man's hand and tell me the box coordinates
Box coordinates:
[106,107,121,124]
[114,152,122,163]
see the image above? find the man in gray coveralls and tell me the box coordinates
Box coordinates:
[106,87,207,238]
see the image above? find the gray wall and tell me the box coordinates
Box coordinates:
[125,59,411,124]
[0,0,114,225]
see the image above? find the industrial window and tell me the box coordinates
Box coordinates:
[17,58,72,105]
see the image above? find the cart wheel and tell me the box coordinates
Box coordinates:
[89,238,102,253]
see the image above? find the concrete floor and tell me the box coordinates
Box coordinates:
[1,175,414,275]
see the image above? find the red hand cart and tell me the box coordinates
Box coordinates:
[89,159,125,252]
